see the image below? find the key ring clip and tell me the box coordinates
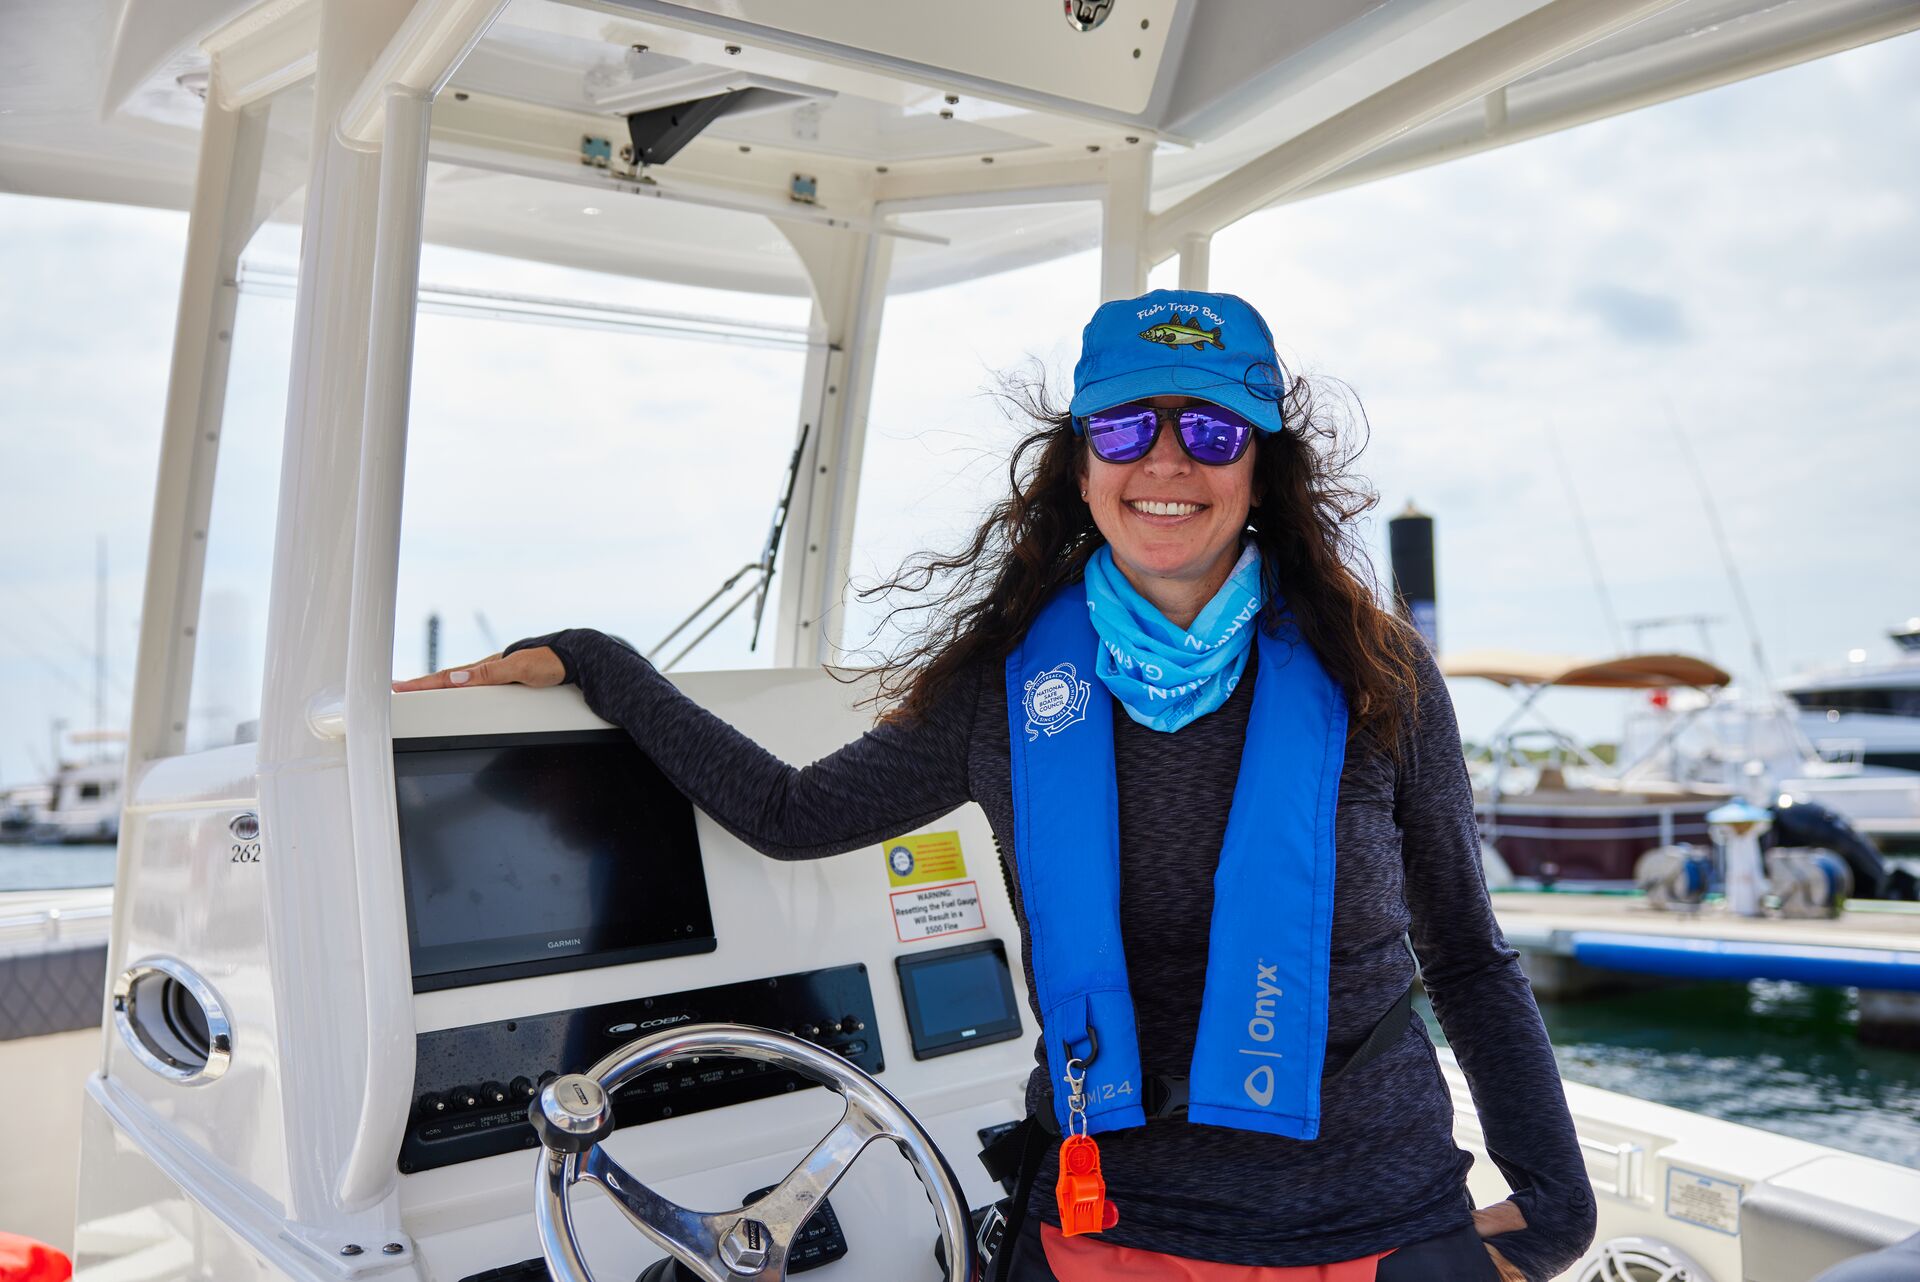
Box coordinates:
[1062,1056,1090,1139]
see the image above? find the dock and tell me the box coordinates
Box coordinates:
[1491,890,1920,1045]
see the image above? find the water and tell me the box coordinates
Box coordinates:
[0,842,117,891]
[1421,979,1920,1170]
[9,846,1916,1169]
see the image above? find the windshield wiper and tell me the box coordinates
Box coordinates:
[652,421,811,670]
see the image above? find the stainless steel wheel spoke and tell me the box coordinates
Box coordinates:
[748,1104,887,1252]
[581,1145,728,1280]
[532,1023,974,1282]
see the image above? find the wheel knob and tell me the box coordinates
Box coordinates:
[529,1074,614,1154]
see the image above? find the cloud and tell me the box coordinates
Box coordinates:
[1573,284,1690,344]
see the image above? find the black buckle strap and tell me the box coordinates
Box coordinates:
[1325,981,1417,1088]
[978,1120,1035,1188]
[977,1117,1050,1282]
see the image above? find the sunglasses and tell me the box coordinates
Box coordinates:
[1075,400,1259,466]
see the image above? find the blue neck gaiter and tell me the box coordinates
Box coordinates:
[1082,543,1264,733]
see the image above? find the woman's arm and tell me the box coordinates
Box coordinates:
[1394,645,1597,1282]
[410,628,979,862]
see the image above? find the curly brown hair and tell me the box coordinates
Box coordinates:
[855,364,1424,754]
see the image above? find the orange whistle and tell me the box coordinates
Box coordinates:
[1054,1134,1119,1236]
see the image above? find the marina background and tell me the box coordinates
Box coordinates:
[3,21,1917,1199]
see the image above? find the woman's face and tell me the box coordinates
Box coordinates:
[1079,395,1260,598]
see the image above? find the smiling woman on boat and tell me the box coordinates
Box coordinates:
[398,289,1595,1282]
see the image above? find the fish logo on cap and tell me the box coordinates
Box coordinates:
[1138,312,1223,351]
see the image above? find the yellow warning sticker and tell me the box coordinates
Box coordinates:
[884,830,968,887]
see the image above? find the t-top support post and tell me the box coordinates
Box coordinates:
[123,88,270,771]
[772,203,895,668]
[1177,232,1211,292]
[1099,144,1152,301]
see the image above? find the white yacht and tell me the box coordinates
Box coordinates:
[1782,620,1920,779]
[0,781,51,842]
[34,760,125,846]
[5,2,1920,1281]
[1615,622,1920,856]
[1616,682,1920,863]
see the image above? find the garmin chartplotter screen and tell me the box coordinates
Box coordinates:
[395,730,715,990]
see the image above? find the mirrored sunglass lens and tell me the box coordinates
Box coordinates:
[1179,409,1252,463]
[1086,408,1158,461]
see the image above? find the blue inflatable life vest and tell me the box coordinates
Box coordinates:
[1005,583,1348,1139]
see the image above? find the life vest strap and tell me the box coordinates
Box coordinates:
[1021,981,1417,1137]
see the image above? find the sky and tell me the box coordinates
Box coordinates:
[2,30,1918,783]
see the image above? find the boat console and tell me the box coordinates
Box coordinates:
[384,672,1031,1280]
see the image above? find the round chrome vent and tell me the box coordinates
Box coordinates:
[113,957,232,1085]
[1573,1237,1714,1282]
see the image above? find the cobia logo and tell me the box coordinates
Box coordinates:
[638,1013,692,1030]
[1244,959,1283,1108]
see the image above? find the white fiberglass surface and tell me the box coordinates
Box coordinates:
[395,246,811,676]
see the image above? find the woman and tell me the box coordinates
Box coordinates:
[398,290,1595,1282]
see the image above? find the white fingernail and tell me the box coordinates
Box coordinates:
[449,670,470,685]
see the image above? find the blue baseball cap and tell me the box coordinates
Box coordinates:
[1069,289,1286,434]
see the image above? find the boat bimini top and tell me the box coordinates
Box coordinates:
[9,0,1920,1280]
[1441,650,1735,692]
[1444,647,1736,791]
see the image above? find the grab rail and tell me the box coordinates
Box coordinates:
[1578,1135,1645,1200]
[334,84,435,1213]
[0,904,115,933]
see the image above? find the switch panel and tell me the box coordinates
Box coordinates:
[402,963,882,1174]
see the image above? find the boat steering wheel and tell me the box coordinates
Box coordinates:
[531,1022,977,1282]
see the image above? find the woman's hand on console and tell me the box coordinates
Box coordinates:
[392,646,566,691]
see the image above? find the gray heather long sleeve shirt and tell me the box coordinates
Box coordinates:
[509,628,1595,1279]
